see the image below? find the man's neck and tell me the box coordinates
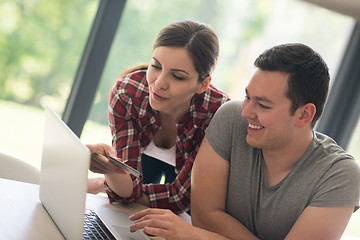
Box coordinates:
[262,130,313,186]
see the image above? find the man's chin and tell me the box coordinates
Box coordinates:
[246,137,261,149]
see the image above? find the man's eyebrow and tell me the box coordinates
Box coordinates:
[151,57,189,75]
[245,88,274,104]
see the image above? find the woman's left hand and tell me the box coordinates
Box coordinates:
[129,208,195,240]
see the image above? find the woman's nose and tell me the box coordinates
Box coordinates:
[155,73,169,89]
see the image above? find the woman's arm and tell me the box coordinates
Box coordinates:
[86,143,119,174]
[106,73,150,203]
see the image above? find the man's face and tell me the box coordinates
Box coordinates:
[242,69,299,152]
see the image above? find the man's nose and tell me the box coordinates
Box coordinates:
[242,101,256,119]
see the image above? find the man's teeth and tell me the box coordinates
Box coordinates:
[249,123,263,129]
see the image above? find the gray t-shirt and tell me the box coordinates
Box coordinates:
[205,101,360,240]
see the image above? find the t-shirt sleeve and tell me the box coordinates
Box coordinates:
[309,157,360,211]
[205,101,243,162]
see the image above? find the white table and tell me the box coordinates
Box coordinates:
[0,177,177,240]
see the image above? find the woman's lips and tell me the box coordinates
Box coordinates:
[153,92,166,101]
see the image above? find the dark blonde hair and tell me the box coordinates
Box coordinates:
[153,20,219,82]
[119,63,148,77]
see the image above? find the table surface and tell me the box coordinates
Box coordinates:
[0,177,176,240]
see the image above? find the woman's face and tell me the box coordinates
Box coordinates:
[147,46,210,119]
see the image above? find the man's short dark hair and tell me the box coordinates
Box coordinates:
[254,43,330,127]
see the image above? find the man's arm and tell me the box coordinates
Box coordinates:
[191,136,259,240]
[191,138,355,240]
[285,206,354,240]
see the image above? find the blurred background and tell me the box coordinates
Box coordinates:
[0,0,359,237]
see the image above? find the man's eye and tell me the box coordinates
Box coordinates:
[259,103,271,109]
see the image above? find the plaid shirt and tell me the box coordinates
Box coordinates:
[104,70,229,213]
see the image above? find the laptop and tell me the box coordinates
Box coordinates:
[39,106,151,240]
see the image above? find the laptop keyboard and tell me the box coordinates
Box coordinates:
[83,209,116,240]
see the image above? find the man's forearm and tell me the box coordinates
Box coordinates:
[192,210,259,240]
[191,225,232,240]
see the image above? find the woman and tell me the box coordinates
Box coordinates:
[88,20,229,213]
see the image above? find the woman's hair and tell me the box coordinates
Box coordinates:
[254,43,330,127]
[119,63,149,77]
[153,20,219,82]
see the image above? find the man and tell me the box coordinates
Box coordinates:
[129,43,360,240]
[190,43,360,240]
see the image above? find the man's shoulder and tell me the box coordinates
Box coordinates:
[313,131,354,159]
[310,131,359,173]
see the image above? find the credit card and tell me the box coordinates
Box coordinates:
[107,156,140,178]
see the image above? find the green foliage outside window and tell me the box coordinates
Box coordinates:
[0,0,98,110]
[0,0,271,124]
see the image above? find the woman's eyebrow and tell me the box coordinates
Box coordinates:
[152,57,160,64]
[152,57,190,75]
[171,69,189,75]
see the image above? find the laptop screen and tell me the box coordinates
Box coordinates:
[39,106,90,240]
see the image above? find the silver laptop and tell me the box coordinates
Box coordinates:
[39,106,150,240]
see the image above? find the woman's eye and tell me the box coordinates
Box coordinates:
[151,64,161,70]
[173,74,185,80]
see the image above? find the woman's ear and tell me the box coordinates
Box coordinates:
[196,75,212,94]
[295,103,316,128]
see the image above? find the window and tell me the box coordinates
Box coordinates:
[0,0,98,168]
[81,0,354,144]
[0,0,359,237]
[345,118,360,237]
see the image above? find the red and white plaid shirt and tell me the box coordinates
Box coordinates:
[104,70,229,213]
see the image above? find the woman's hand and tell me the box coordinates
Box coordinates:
[86,143,126,174]
[129,208,197,240]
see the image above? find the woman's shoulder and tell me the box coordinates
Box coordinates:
[117,69,147,88]
[113,70,149,97]
[110,70,151,117]
[194,84,230,113]
[207,84,230,101]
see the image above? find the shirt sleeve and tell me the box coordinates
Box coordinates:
[105,74,145,204]
[309,156,360,211]
[205,101,244,162]
[105,76,229,212]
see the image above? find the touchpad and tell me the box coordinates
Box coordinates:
[112,226,149,240]
[97,207,132,228]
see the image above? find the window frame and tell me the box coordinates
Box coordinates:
[64,0,360,151]
[63,0,127,137]
[316,22,360,149]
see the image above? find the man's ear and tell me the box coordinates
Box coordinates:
[295,103,316,128]
[196,75,212,94]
